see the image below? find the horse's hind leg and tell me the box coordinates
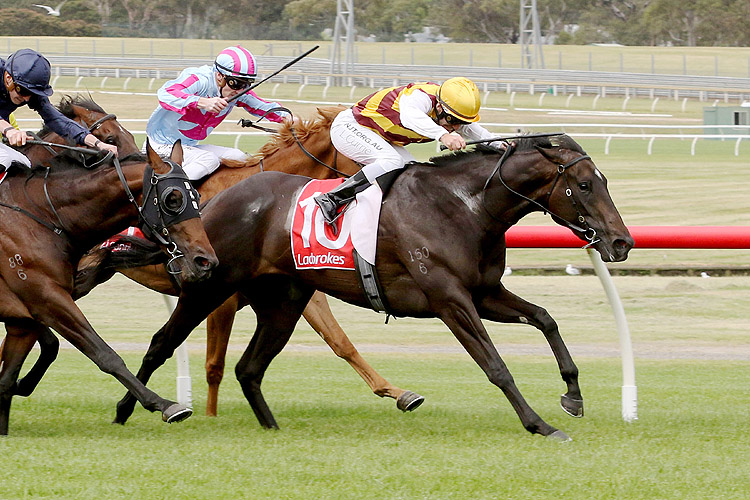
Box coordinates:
[14,325,59,397]
[478,285,583,418]
[0,324,39,435]
[205,294,240,416]
[236,279,313,429]
[302,291,424,411]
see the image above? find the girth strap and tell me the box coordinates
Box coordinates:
[353,249,390,315]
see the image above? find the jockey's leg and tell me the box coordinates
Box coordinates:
[145,139,224,182]
[0,143,32,173]
[315,109,409,223]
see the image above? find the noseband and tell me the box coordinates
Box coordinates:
[483,143,600,247]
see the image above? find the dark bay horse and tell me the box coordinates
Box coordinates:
[111,135,634,439]
[0,142,218,435]
[72,105,423,416]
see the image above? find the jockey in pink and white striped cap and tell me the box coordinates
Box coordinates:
[214,45,257,79]
[145,44,291,181]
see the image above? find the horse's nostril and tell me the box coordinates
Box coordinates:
[613,238,634,257]
[195,256,215,271]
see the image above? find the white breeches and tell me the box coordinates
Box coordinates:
[330,108,415,183]
[0,143,32,170]
[145,138,249,181]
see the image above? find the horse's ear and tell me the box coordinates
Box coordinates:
[170,139,184,166]
[534,145,562,164]
[317,105,346,122]
[145,138,168,173]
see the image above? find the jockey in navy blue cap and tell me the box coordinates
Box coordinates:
[1,48,118,172]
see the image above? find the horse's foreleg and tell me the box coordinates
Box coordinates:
[36,290,187,423]
[477,286,583,418]
[302,291,424,411]
[114,287,233,424]
[0,324,39,435]
[432,283,567,439]
[205,294,240,416]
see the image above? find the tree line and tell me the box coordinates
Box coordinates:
[1,0,748,47]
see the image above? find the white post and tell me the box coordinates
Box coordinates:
[162,294,192,408]
[586,248,637,422]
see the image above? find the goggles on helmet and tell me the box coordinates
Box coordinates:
[224,76,254,91]
[441,111,470,126]
[12,82,34,97]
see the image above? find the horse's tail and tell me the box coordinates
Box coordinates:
[73,236,165,300]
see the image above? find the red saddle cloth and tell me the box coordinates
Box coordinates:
[291,178,356,270]
[99,226,145,252]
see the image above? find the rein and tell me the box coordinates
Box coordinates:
[483,142,599,247]
[240,106,349,178]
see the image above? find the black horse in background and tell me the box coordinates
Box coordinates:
[108,135,633,440]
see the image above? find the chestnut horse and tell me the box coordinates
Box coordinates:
[111,135,633,439]
[0,142,217,434]
[71,105,423,415]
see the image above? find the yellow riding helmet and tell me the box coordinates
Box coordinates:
[437,77,481,123]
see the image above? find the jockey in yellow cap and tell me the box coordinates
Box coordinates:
[314,77,506,224]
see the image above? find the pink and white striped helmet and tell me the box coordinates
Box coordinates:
[214,45,257,79]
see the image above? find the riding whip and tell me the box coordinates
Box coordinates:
[439,132,566,150]
[227,45,320,103]
[1,137,104,156]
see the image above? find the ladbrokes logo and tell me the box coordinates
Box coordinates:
[296,252,347,267]
[291,179,356,270]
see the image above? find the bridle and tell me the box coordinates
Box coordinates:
[86,112,117,132]
[239,106,350,179]
[115,155,202,274]
[0,144,201,272]
[482,140,600,248]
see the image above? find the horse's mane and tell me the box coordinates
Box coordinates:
[37,94,105,138]
[221,105,347,169]
[428,133,585,167]
[35,151,146,175]
[513,133,585,154]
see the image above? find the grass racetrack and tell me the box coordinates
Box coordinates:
[3,39,749,499]
[3,274,749,499]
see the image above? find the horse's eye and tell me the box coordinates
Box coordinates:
[163,188,185,213]
[578,181,591,191]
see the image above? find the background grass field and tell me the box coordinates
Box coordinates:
[3,39,749,499]
[3,36,750,77]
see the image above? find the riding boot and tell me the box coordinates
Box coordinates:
[314,171,371,224]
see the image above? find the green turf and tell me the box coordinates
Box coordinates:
[2,351,749,500]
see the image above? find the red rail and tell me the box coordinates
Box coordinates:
[505,226,750,249]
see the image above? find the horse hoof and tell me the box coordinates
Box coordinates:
[561,394,584,418]
[396,391,425,412]
[547,430,572,442]
[162,403,192,423]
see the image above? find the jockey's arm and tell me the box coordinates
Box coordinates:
[236,90,289,124]
[458,122,508,151]
[399,91,450,141]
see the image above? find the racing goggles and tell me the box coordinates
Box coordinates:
[442,112,470,126]
[225,76,254,91]
[12,82,33,97]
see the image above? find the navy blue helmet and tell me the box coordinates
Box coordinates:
[6,49,53,97]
